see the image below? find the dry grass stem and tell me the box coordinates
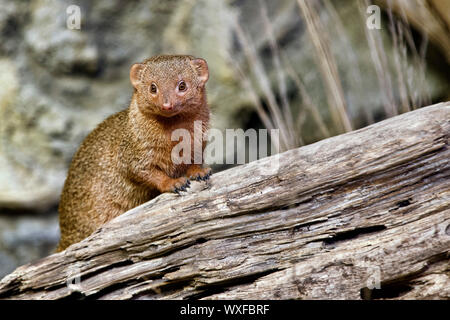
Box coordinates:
[296,0,353,133]
[232,17,294,151]
[226,53,281,152]
[283,55,331,139]
[360,0,397,118]
[259,0,299,146]
[322,0,375,125]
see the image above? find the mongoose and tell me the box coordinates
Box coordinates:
[57,55,211,251]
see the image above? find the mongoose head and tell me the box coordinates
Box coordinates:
[130,55,209,117]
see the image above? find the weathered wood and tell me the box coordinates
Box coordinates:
[0,102,449,300]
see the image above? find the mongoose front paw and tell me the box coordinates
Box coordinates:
[187,166,212,181]
[170,177,191,194]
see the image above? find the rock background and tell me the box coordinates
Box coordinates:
[0,0,448,279]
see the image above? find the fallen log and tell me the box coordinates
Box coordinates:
[0,102,449,300]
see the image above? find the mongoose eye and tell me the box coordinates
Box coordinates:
[150,83,157,94]
[178,81,187,92]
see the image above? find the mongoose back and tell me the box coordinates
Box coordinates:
[57,55,211,251]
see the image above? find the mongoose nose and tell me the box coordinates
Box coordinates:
[162,102,173,111]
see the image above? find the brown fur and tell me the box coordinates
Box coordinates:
[57,55,211,251]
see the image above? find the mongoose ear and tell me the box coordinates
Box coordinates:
[190,58,209,84]
[130,63,145,89]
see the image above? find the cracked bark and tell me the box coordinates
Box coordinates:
[0,102,449,300]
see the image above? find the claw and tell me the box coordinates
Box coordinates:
[187,180,191,185]
[174,189,180,195]
[180,186,186,192]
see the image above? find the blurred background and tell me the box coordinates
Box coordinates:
[0,0,449,278]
